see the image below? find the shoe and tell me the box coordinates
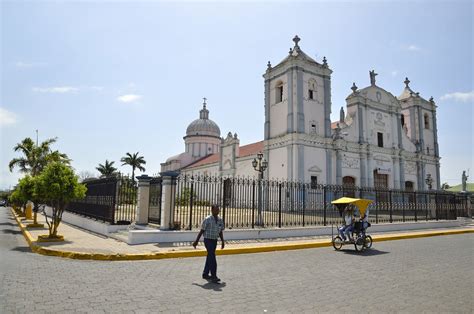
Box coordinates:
[210,276,221,283]
[202,274,211,280]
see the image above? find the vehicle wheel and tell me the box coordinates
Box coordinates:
[364,235,373,249]
[332,236,343,250]
[354,237,365,252]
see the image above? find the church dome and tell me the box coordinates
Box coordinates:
[185,100,221,138]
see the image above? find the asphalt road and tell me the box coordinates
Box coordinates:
[1,208,472,313]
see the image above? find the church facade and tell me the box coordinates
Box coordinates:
[161,36,441,191]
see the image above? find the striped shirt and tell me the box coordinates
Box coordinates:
[201,215,225,240]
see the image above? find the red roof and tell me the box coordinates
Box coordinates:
[184,141,264,169]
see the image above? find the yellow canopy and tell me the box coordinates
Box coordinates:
[331,197,373,216]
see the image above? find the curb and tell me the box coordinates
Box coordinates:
[10,208,474,261]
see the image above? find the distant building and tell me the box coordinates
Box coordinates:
[161,36,440,191]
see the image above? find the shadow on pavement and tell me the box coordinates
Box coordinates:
[1,229,23,235]
[0,222,16,226]
[192,282,227,291]
[340,249,389,256]
[11,246,33,253]
[35,240,74,247]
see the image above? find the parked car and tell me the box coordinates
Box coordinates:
[0,199,7,207]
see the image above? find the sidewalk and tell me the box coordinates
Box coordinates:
[10,208,474,261]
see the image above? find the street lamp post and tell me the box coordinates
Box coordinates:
[252,153,268,226]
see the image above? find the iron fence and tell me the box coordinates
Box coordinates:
[172,174,464,230]
[67,173,137,224]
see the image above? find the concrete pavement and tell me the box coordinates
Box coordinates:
[8,207,474,261]
[1,207,473,313]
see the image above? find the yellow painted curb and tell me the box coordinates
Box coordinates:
[9,208,474,261]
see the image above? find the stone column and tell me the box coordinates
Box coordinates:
[335,148,342,185]
[392,155,400,189]
[160,173,178,230]
[135,175,152,225]
[399,157,406,189]
[359,151,367,187]
[367,152,374,187]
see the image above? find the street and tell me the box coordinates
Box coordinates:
[1,208,472,313]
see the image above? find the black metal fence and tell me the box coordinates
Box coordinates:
[172,175,468,230]
[67,174,137,224]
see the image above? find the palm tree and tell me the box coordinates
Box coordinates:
[120,152,146,182]
[9,137,69,176]
[96,160,117,177]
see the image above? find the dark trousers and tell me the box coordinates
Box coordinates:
[203,238,217,277]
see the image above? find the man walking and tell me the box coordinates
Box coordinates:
[193,204,225,283]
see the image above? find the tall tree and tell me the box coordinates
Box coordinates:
[35,162,86,239]
[9,137,70,176]
[120,152,146,182]
[96,160,117,177]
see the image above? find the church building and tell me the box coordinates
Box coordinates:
[161,36,440,191]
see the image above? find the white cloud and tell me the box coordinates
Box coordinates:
[440,91,474,103]
[117,94,142,103]
[0,107,18,126]
[15,61,47,68]
[32,86,79,93]
[405,44,421,52]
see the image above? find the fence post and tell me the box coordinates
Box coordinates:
[302,183,305,227]
[252,180,255,229]
[135,175,152,225]
[323,185,327,226]
[389,190,393,223]
[160,172,178,230]
[188,177,194,230]
[278,183,282,228]
[222,178,227,226]
[435,193,439,221]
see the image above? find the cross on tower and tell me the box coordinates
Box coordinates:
[203,97,207,108]
[293,35,300,47]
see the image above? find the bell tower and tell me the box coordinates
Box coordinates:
[263,36,333,182]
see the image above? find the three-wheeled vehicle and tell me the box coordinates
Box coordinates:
[331,197,373,252]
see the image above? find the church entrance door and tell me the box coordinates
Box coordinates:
[374,170,389,202]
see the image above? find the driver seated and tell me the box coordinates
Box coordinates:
[360,207,370,231]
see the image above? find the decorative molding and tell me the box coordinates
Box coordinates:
[404,161,416,175]
[342,156,360,169]
[308,165,322,173]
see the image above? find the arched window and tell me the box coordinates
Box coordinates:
[343,176,356,197]
[308,79,316,100]
[401,114,405,126]
[424,113,430,129]
[275,81,283,103]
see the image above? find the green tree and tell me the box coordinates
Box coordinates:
[120,152,146,183]
[9,189,23,213]
[96,160,118,177]
[34,162,86,239]
[441,182,450,190]
[9,137,70,177]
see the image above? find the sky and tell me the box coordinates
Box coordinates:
[1,0,473,190]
